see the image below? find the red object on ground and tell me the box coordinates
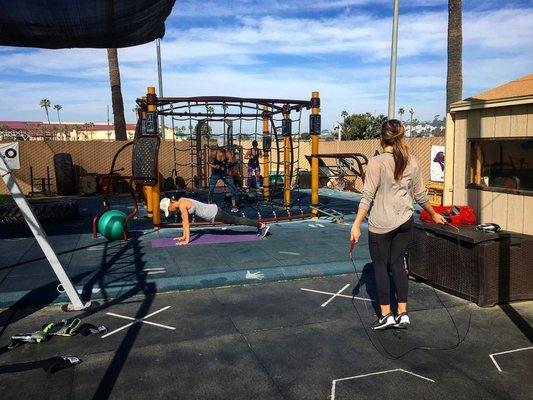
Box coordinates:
[420,205,476,226]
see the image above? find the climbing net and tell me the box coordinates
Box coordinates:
[152,96,314,220]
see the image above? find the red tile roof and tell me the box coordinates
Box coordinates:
[0,121,136,132]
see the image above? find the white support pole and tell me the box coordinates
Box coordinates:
[0,154,88,310]
[156,38,165,139]
[387,0,400,120]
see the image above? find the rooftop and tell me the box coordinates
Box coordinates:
[467,73,533,101]
[0,121,137,132]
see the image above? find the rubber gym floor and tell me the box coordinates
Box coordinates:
[0,189,531,399]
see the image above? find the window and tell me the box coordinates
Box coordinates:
[468,138,533,195]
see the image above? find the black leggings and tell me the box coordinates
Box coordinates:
[368,216,413,306]
[215,208,261,229]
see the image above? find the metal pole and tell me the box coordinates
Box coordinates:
[262,106,270,201]
[282,111,291,208]
[156,39,165,139]
[387,0,399,119]
[0,154,88,310]
[107,104,110,141]
[147,86,161,228]
[409,108,414,136]
[310,92,320,218]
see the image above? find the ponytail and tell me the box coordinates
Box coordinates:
[392,138,409,182]
[380,119,409,182]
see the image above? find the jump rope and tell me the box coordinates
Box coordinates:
[348,221,473,360]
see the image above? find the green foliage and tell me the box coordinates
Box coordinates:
[299,131,310,140]
[174,126,188,138]
[195,122,213,140]
[340,112,386,140]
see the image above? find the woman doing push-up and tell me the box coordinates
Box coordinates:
[160,197,269,245]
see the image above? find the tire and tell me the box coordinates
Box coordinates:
[163,177,175,191]
[54,153,77,195]
[176,176,186,189]
[0,199,79,226]
[80,174,99,196]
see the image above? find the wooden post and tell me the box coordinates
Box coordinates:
[443,112,455,205]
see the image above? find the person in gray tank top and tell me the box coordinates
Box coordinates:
[350,119,446,331]
[160,197,269,245]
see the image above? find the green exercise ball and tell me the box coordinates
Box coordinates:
[98,210,127,240]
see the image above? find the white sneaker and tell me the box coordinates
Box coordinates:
[394,312,410,329]
[371,313,396,330]
[258,224,270,238]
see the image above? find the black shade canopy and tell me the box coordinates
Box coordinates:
[0,0,176,49]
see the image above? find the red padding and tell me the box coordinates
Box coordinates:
[420,205,476,226]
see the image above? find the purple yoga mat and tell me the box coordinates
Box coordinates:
[151,233,262,248]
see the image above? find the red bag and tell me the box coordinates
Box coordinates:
[420,205,476,226]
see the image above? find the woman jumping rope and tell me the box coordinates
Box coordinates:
[350,119,446,330]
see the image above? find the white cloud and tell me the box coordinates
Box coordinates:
[0,3,531,129]
[169,0,447,18]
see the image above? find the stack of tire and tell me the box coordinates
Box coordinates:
[0,199,79,226]
[54,153,77,195]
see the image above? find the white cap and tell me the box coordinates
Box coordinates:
[160,197,171,217]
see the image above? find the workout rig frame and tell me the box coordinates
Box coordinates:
[93,87,323,234]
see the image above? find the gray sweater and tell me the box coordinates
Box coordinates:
[359,152,428,234]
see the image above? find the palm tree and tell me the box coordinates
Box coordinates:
[54,104,62,124]
[40,99,51,124]
[446,0,462,112]
[398,107,405,122]
[107,48,127,141]
[206,106,214,141]
[132,106,141,119]
[221,103,230,143]
[82,122,94,141]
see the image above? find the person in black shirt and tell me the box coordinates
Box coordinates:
[208,148,239,212]
[226,148,241,187]
[245,140,262,188]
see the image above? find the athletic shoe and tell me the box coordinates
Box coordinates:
[258,224,270,238]
[394,312,410,329]
[231,207,239,213]
[371,313,396,330]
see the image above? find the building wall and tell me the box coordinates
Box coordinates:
[1,136,444,199]
[76,129,137,141]
[448,103,533,234]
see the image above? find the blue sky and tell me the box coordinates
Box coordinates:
[0,0,532,131]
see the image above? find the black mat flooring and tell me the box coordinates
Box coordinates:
[1,275,531,400]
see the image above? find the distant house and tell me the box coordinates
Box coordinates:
[0,121,137,141]
[0,120,181,141]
